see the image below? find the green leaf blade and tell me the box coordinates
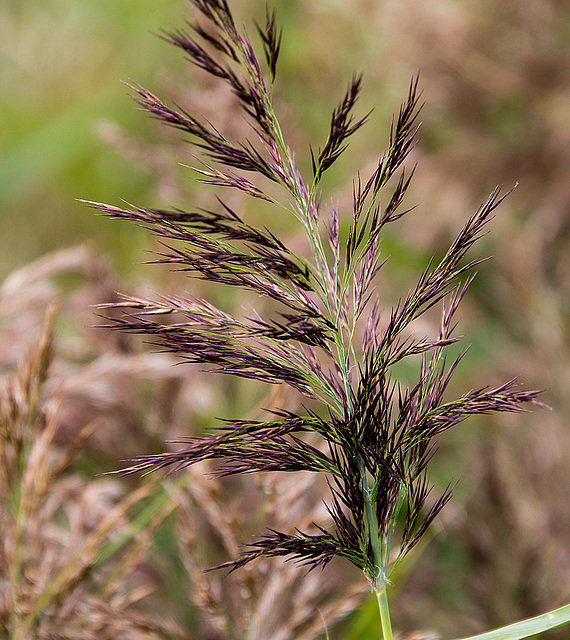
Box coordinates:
[451,603,570,640]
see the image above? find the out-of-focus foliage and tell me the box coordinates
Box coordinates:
[0,0,185,277]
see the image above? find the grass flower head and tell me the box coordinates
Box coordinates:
[84,1,547,636]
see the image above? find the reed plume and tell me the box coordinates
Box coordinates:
[83,1,544,635]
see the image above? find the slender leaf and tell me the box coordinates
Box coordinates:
[452,603,570,640]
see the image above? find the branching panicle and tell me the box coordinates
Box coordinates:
[312,74,370,185]
[94,0,543,605]
[255,7,282,86]
[213,526,365,575]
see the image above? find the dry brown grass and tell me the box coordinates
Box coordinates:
[0,294,186,639]
[0,245,368,638]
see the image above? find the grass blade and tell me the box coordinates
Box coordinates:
[451,603,570,640]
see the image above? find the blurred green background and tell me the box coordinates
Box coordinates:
[3,0,570,284]
[1,0,569,637]
[0,0,190,276]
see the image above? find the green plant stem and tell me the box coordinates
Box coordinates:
[358,459,394,639]
[377,588,393,640]
[363,487,383,582]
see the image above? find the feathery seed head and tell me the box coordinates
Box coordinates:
[91,0,543,592]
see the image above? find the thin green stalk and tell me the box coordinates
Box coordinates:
[363,490,383,582]
[377,588,393,640]
[359,456,395,639]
